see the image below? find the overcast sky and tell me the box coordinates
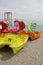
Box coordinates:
[0,0,43,25]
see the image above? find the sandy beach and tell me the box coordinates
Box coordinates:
[0,31,43,65]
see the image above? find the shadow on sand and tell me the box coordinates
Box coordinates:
[0,46,14,61]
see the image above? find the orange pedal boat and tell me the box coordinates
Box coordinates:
[27,31,41,40]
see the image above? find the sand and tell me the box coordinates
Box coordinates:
[0,31,43,65]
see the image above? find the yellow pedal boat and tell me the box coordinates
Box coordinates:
[0,33,28,54]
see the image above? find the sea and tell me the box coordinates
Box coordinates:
[33,25,43,31]
[36,25,43,29]
[25,25,43,31]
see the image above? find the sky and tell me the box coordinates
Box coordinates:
[0,0,43,25]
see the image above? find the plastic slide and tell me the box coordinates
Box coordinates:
[27,23,36,34]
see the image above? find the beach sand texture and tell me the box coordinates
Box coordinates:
[0,32,43,65]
